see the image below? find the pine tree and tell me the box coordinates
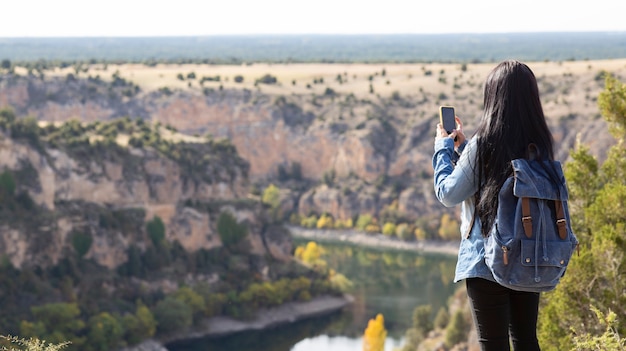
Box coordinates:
[538,74,626,351]
[445,310,468,348]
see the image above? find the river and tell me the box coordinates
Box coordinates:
[168,238,458,351]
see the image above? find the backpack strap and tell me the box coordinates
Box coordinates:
[521,197,533,238]
[554,200,568,240]
[521,144,538,239]
[522,197,568,240]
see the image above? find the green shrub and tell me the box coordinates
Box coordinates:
[262,184,281,219]
[153,297,192,334]
[204,293,227,317]
[70,231,92,258]
[216,211,248,248]
[122,303,156,345]
[572,306,625,350]
[85,312,123,351]
[434,307,450,329]
[146,216,165,246]
[395,223,413,241]
[356,214,374,231]
[172,287,205,321]
[300,214,317,228]
[412,305,433,337]
[382,222,396,237]
[255,74,277,85]
[445,310,469,348]
[0,171,16,203]
[21,303,86,347]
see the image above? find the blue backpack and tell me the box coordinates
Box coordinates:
[483,149,579,292]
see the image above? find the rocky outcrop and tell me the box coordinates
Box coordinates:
[0,125,292,271]
[0,64,618,224]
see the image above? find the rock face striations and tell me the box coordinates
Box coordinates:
[0,63,616,228]
[0,106,294,272]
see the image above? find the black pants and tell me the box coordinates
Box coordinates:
[466,278,541,351]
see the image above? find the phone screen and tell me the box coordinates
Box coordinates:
[440,106,456,134]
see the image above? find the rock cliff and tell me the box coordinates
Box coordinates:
[0,61,619,225]
[0,111,293,271]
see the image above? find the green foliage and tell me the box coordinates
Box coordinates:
[444,310,468,348]
[0,108,17,125]
[204,292,228,317]
[70,231,92,258]
[146,215,166,247]
[0,113,44,151]
[1,59,11,70]
[300,214,318,228]
[0,171,16,203]
[412,305,433,338]
[328,272,352,293]
[598,74,626,139]
[152,297,192,334]
[122,303,156,345]
[238,282,281,309]
[538,74,626,351]
[85,312,123,351]
[20,303,85,347]
[565,142,600,221]
[434,307,450,329]
[572,306,626,351]
[262,184,281,220]
[277,162,302,181]
[322,169,336,186]
[216,211,248,248]
[399,328,423,351]
[355,214,374,231]
[172,287,205,321]
[255,74,277,85]
[382,222,396,237]
[395,223,413,241]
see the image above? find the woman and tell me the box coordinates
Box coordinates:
[432,60,554,350]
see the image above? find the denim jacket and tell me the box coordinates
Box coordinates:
[432,137,496,283]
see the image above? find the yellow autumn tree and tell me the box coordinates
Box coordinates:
[363,313,387,351]
[262,183,282,220]
[438,213,459,240]
[294,241,326,270]
[316,213,334,229]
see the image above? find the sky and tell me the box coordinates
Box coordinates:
[2,0,626,37]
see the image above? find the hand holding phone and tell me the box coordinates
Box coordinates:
[439,106,457,141]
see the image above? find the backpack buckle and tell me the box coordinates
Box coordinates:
[521,216,533,238]
[556,218,568,239]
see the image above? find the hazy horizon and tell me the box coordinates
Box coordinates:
[2,0,625,37]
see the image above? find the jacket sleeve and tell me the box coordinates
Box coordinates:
[432,137,479,207]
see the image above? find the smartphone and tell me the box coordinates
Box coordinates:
[439,106,456,135]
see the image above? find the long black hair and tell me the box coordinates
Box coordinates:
[474,60,555,237]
